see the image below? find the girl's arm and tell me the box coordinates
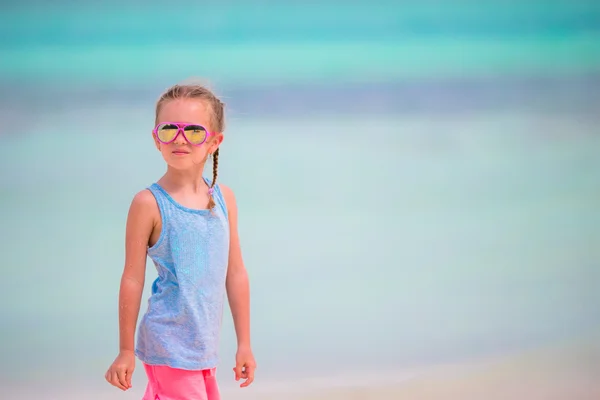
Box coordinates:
[118,190,157,353]
[106,189,157,391]
[221,184,256,387]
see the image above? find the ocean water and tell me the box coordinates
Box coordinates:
[1,107,599,395]
[1,1,600,398]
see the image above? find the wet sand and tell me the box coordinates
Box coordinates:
[4,336,599,400]
[234,336,600,400]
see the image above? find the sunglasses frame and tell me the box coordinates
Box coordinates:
[153,122,213,146]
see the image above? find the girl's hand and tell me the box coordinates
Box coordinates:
[105,350,135,391]
[233,347,256,387]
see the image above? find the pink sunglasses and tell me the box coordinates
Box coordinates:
[153,122,214,146]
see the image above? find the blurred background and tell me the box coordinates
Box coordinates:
[1,1,599,399]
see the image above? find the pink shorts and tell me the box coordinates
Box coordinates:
[142,363,220,400]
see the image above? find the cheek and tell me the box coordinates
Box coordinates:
[157,143,175,160]
[191,146,209,162]
[153,136,162,151]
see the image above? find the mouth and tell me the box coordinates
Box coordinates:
[172,150,190,155]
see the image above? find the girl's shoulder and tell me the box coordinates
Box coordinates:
[131,188,161,213]
[215,182,234,204]
[126,188,161,231]
[203,178,232,203]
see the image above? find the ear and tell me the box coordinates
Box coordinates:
[209,132,224,153]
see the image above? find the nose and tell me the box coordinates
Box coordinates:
[173,129,188,145]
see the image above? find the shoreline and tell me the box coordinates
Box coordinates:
[5,335,599,400]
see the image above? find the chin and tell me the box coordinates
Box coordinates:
[165,160,193,170]
[165,156,205,171]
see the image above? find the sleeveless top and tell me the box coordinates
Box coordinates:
[135,178,230,370]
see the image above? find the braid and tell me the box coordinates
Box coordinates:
[207,148,219,209]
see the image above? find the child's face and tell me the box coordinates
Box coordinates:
[153,98,223,170]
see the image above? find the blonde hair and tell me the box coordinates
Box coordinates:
[155,82,225,210]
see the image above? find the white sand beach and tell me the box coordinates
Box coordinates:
[5,335,598,400]
[228,336,600,400]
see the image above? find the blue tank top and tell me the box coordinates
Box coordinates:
[135,178,230,370]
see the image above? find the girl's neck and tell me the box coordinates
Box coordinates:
[160,164,208,193]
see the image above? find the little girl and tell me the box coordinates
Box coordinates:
[105,82,255,399]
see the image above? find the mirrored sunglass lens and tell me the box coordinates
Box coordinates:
[157,124,179,142]
[183,125,207,144]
